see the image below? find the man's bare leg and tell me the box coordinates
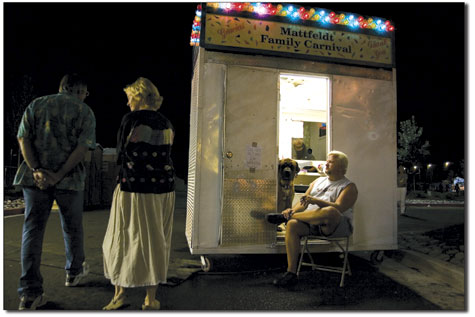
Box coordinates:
[285,219,310,273]
[291,206,341,233]
[274,207,343,286]
[286,207,342,272]
[273,219,309,286]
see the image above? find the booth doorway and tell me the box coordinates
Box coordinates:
[278,73,330,171]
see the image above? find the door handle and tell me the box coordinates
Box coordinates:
[226,151,233,159]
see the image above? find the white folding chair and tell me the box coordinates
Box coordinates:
[296,235,351,287]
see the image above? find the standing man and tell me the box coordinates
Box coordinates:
[266,151,358,287]
[13,73,96,310]
[397,165,408,214]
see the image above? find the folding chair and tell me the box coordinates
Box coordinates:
[296,235,351,287]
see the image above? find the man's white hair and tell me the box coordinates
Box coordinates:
[328,150,349,174]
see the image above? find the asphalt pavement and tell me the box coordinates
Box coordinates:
[3,190,465,311]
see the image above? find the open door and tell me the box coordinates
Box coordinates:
[221,66,278,247]
[332,75,397,250]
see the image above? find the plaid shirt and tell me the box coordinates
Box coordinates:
[13,92,96,191]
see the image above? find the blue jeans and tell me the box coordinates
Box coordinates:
[18,187,85,298]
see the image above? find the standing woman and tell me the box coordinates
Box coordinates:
[102,77,175,310]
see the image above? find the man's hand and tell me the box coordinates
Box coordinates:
[41,169,63,186]
[33,169,63,190]
[282,208,294,220]
[33,170,50,190]
[300,194,316,208]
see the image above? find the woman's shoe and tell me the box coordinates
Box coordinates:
[102,295,127,310]
[142,299,160,310]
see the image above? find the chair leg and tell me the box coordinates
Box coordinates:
[339,236,350,287]
[298,236,351,287]
[297,237,307,276]
[304,240,315,266]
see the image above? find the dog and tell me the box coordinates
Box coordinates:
[250,159,299,225]
[278,158,300,214]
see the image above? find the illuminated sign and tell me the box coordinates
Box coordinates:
[192,3,396,68]
[204,14,393,67]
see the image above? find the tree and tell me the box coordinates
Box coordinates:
[397,116,431,191]
[397,116,430,166]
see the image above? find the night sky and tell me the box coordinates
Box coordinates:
[3,2,466,179]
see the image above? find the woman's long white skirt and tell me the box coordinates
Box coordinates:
[102,184,175,287]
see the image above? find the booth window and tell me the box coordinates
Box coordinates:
[278,73,330,173]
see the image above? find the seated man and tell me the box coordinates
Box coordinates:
[266,150,358,287]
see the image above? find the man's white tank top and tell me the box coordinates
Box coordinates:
[306,176,354,225]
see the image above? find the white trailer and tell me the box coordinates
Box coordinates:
[186,3,397,268]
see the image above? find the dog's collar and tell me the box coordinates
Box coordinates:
[280,181,291,190]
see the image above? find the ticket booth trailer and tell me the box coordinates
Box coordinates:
[186,3,397,267]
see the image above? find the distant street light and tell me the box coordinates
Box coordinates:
[411,165,420,191]
[426,164,434,188]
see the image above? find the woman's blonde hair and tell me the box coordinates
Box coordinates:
[124,77,164,110]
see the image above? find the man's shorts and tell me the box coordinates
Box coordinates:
[306,216,353,238]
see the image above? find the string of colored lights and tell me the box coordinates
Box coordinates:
[190,3,395,46]
[190,4,202,46]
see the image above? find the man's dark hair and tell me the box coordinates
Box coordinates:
[59,73,87,92]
